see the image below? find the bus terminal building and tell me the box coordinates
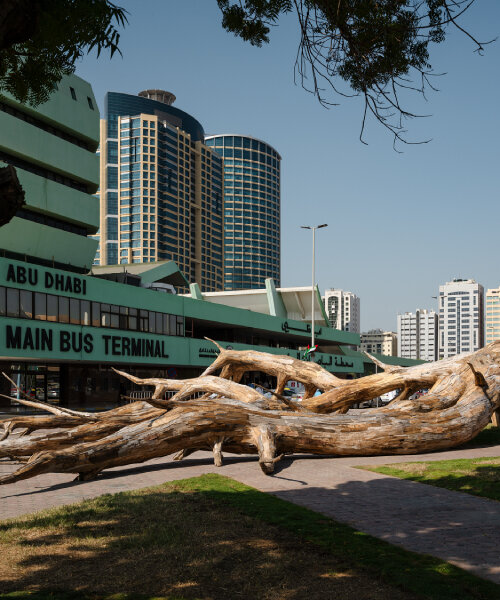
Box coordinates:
[0,75,418,410]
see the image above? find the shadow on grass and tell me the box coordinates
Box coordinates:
[1,474,499,600]
[0,594,169,600]
[0,477,410,600]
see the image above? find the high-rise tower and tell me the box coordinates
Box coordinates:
[205,134,280,290]
[486,287,500,344]
[438,278,484,358]
[397,309,438,361]
[94,91,223,292]
[324,289,360,333]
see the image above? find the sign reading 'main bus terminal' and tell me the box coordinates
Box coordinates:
[5,324,170,359]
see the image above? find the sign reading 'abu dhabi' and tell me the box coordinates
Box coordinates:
[6,263,88,295]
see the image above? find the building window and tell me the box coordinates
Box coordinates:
[7,288,19,318]
[0,286,5,316]
[20,290,32,319]
[34,292,46,320]
[59,296,70,324]
[91,302,100,327]
[70,298,80,325]
[87,97,94,110]
[70,87,77,101]
[47,295,58,322]
[0,285,185,337]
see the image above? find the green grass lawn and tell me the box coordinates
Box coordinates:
[360,456,500,502]
[359,424,500,502]
[1,474,499,600]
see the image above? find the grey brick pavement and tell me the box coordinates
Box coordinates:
[1,443,499,584]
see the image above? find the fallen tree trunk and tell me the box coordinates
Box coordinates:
[0,399,162,441]
[1,341,499,484]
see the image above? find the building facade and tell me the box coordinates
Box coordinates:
[324,289,360,333]
[397,309,438,361]
[438,279,484,359]
[204,134,280,290]
[0,75,99,272]
[485,287,500,344]
[0,76,422,413]
[94,90,224,292]
[0,256,366,409]
[360,329,397,357]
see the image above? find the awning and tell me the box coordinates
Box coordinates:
[91,260,189,288]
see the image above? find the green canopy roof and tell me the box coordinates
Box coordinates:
[91,261,189,288]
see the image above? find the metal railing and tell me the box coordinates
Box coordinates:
[126,389,205,402]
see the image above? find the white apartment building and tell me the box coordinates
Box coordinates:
[360,329,397,357]
[439,279,484,359]
[485,287,500,344]
[397,309,438,361]
[397,312,418,359]
[324,289,360,333]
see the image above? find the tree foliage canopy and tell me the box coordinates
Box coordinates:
[217,0,487,145]
[0,0,127,106]
[0,0,488,144]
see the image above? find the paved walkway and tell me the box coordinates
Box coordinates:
[1,443,500,584]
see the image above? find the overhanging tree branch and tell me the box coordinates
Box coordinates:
[0,0,128,106]
[218,0,491,146]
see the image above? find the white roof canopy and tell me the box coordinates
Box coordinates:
[186,284,328,326]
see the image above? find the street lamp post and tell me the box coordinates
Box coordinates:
[301,223,328,350]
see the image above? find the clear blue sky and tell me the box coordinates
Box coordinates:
[77,0,500,331]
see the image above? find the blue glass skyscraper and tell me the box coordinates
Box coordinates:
[93,90,223,292]
[205,135,280,290]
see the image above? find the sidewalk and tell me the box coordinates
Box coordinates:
[1,443,500,584]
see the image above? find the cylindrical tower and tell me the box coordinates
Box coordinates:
[205,134,281,290]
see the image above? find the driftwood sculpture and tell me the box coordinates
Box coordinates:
[1,339,499,484]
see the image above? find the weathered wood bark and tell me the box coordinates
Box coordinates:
[1,341,499,484]
[202,339,342,391]
[0,392,162,440]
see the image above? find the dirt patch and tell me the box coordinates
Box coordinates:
[474,458,500,466]
[388,463,428,476]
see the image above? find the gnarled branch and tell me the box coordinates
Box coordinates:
[1,341,499,484]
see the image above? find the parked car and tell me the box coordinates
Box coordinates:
[283,387,303,401]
